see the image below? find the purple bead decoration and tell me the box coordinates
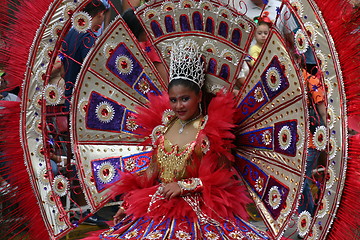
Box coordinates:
[238,127,274,150]
[107,43,142,86]
[121,151,152,173]
[205,17,214,34]
[231,29,241,46]
[86,91,125,132]
[180,15,191,32]
[274,120,298,157]
[193,12,203,31]
[261,56,290,100]
[150,20,164,38]
[133,73,161,98]
[91,157,121,192]
[235,154,269,198]
[106,43,161,99]
[165,16,175,33]
[207,58,217,74]
[262,176,290,220]
[218,21,228,38]
[237,81,269,124]
[219,64,230,80]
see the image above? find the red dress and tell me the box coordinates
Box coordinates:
[100,93,269,240]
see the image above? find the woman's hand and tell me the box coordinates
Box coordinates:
[160,182,182,200]
[113,207,126,225]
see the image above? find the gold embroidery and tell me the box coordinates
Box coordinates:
[157,136,195,183]
[155,111,207,183]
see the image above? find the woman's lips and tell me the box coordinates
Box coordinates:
[177,111,186,116]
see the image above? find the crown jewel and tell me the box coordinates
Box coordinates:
[169,39,205,89]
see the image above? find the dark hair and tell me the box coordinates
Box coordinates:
[168,79,201,95]
[258,21,271,28]
[122,8,144,40]
[83,0,106,17]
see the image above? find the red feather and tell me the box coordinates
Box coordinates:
[133,93,171,145]
[0,0,54,238]
[313,1,360,239]
[0,101,48,239]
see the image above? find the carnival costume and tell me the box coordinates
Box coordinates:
[0,0,359,239]
[99,90,268,239]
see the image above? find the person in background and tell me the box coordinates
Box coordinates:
[61,0,106,111]
[235,0,297,37]
[249,12,272,66]
[0,72,20,102]
[60,0,109,226]
[297,55,326,217]
[94,0,111,36]
[122,8,168,82]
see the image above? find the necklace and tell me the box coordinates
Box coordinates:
[178,113,201,134]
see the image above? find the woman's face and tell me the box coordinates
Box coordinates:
[168,84,202,122]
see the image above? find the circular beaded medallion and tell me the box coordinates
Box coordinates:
[103,42,117,58]
[316,196,329,218]
[38,167,50,185]
[95,101,115,123]
[312,126,327,150]
[44,84,63,106]
[72,11,92,33]
[124,158,136,172]
[52,175,69,197]
[202,40,218,55]
[221,49,238,64]
[278,126,292,150]
[97,162,116,184]
[266,67,282,91]
[295,29,309,54]
[46,191,56,206]
[63,3,77,20]
[115,55,133,75]
[297,211,312,237]
[304,22,317,44]
[262,130,272,145]
[78,99,89,117]
[268,186,282,209]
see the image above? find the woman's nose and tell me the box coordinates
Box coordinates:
[176,101,183,109]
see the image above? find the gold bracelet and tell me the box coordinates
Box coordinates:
[177,178,203,196]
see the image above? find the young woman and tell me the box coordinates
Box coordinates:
[97,40,269,239]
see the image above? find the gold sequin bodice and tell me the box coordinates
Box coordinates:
[156,135,196,183]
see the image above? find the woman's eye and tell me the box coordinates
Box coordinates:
[182,97,189,102]
[170,99,176,103]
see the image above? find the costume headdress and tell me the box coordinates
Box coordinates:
[169,39,205,89]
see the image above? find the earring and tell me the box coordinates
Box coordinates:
[199,103,202,114]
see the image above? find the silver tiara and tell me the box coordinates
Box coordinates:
[169,39,205,89]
